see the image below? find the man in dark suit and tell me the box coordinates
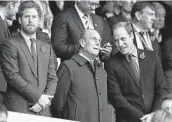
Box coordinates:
[0,1,58,116]
[0,1,20,102]
[51,0,114,61]
[104,22,168,122]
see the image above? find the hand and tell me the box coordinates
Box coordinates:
[100,43,112,59]
[140,113,154,122]
[29,103,42,113]
[38,94,54,109]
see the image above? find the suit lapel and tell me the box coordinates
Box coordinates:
[120,53,141,88]
[91,14,99,31]
[37,40,48,82]
[137,49,146,86]
[0,16,11,39]
[17,33,37,79]
[72,8,85,31]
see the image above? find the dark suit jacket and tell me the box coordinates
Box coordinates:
[0,33,58,116]
[104,49,168,122]
[161,36,172,71]
[0,16,11,93]
[51,7,114,61]
[51,54,110,122]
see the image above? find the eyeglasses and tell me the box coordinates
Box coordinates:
[87,1,100,8]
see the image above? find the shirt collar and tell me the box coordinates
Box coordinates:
[127,45,138,58]
[79,52,90,62]
[75,3,85,18]
[72,54,89,66]
[130,46,138,58]
[72,54,102,67]
[21,30,36,42]
[0,12,5,20]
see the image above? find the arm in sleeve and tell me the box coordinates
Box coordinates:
[152,55,168,111]
[104,61,144,118]
[0,40,41,103]
[44,46,58,96]
[51,13,80,60]
[51,63,72,118]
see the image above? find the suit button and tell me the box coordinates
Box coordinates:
[100,108,103,111]
[142,95,144,98]
[96,78,98,80]
[99,92,101,95]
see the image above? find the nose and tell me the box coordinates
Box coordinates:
[118,40,123,47]
[28,17,33,23]
[152,14,156,21]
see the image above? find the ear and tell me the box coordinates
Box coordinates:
[135,11,142,21]
[8,2,14,9]
[18,17,21,24]
[79,39,86,48]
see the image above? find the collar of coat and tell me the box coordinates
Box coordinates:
[71,54,102,67]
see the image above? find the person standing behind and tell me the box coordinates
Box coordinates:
[105,22,168,122]
[51,29,110,122]
[0,1,58,116]
[131,2,156,51]
[51,0,113,62]
[151,2,166,44]
[107,0,136,27]
[0,1,20,102]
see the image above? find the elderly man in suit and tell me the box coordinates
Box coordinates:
[0,1,20,102]
[0,1,58,116]
[51,0,114,61]
[104,22,168,122]
[51,29,110,122]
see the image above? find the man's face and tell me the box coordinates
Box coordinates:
[0,113,7,122]
[19,8,39,35]
[78,0,99,15]
[82,31,101,56]
[119,0,136,13]
[139,7,156,30]
[113,27,133,55]
[161,100,172,113]
[7,1,20,21]
[153,6,166,29]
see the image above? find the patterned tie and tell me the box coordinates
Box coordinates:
[83,15,89,29]
[139,32,152,50]
[129,55,140,81]
[30,38,37,73]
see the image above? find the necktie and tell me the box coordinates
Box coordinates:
[83,15,89,29]
[30,38,37,73]
[139,32,153,50]
[129,55,140,81]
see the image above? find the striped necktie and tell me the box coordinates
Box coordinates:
[30,38,37,73]
[83,15,89,29]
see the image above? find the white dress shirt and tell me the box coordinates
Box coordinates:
[75,4,94,29]
[21,31,37,54]
[133,24,153,51]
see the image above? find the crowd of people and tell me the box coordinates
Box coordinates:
[1,0,172,122]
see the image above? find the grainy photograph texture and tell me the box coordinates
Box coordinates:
[0,1,172,122]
